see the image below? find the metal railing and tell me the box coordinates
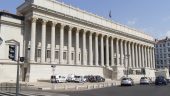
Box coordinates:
[0,83,21,92]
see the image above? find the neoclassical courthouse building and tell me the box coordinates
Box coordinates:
[0,0,156,82]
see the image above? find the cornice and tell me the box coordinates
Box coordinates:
[31,4,154,44]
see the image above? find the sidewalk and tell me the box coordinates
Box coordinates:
[23,79,121,91]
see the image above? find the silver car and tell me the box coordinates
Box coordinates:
[121,77,134,86]
[140,77,152,85]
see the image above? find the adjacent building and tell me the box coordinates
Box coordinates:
[155,37,170,71]
[0,0,155,82]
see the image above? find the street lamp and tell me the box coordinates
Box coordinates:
[5,39,20,96]
[0,37,3,45]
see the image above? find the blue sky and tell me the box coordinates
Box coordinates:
[1,0,170,39]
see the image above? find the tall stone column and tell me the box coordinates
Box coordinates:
[106,36,109,66]
[116,39,119,66]
[95,33,99,66]
[135,44,138,68]
[41,20,47,63]
[138,45,142,68]
[30,17,37,63]
[124,41,127,68]
[147,47,150,68]
[111,38,114,66]
[89,32,93,66]
[82,31,87,65]
[51,22,56,64]
[132,43,135,68]
[141,45,144,68]
[101,35,104,66]
[144,46,147,67]
[68,26,73,65]
[149,47,152,68]
[128,42,132,68]
[75,28,80,65]
[120,40,123,66]
[152,47,155,69]
[59,24,65,64]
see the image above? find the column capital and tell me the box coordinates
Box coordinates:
[89,31,93,35]
[68,26,74,30]
[101,34,105,37]
[95,33,99,36]
[31,17,38,23]
[76,27,81,32]
[42,19,48,25]
[52,22,57,26]
[60,23,65,28]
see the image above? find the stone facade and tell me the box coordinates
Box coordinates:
[0,0,155,82]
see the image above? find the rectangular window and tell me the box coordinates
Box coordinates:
[63,52,67,60]
[37,49,41,57]
[160,49,162,53]
[71,53,74,60]
[164,54,166,58]
[160,44,162,47]
[168,43,170,46]
[164,48,166,52]
[55,51,59,59]
[168,48,170,52]
[47,50,51,58]
[160,54,162,58]
[163,44,165,47]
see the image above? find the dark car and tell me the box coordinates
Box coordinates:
[95,75,105,82]
[50,75,56,83]
[155,76,168,85]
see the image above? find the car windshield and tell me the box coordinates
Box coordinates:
[75,76,81,78]
[122,78,130,80]
[141,77,147,79]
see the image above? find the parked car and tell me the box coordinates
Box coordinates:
[121,77,134,86]
[95,75,105,82]
[67,74,76,82]
[140,77,152,85]
[155,76,168,85]
[84,75,91,82]
[74,76,86,83]
[50,75,67,83]
[50,75,56,83]
[56,75,67,83]
[166,78,170,83]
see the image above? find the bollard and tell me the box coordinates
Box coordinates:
[87,85,90,89]
[75,86,79,90]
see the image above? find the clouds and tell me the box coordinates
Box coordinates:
[165,31,170,37]
[127,18,138,26]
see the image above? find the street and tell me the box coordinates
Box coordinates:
[1,84,170,96]
[60,84,170,96]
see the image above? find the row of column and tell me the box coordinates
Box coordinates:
[29,17,155,69]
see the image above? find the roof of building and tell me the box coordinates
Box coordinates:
[156,37,170,43]
[0,11,24,20]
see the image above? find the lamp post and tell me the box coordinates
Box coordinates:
[5,39,20,96]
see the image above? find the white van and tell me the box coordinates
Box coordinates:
[50,75,67,83]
